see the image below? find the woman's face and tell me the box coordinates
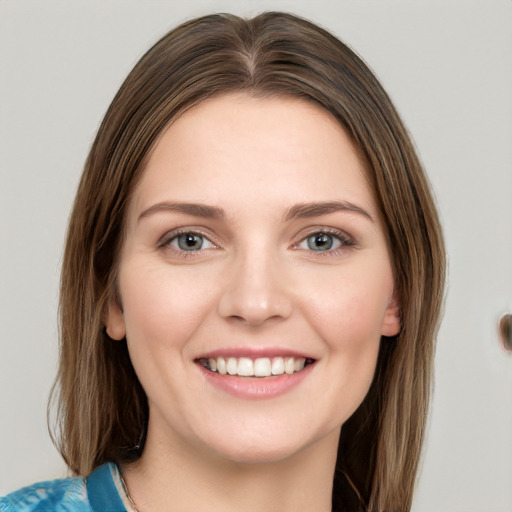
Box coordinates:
[107,93,400,465]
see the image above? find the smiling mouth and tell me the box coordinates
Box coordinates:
[197,356,315,377]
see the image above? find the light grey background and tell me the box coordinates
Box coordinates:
[1,1,511,510]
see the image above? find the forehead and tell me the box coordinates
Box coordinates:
[129,93,377,221]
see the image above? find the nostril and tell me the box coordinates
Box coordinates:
[226,314,250,325]
[226,313,288,327]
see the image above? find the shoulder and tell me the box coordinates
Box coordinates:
[0,475,89,512]
[0,462,126,512]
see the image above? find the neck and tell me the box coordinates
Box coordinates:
[120,425,340,512]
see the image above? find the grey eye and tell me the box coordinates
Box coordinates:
[306,233,336,251]
[171,233,214,251]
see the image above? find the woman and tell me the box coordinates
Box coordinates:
[0,12,445,512]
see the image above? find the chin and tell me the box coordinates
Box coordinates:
[197,422,338,467]
[214,444,306,466]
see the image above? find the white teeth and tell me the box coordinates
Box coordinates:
[271,357,284,375]
[217,357,227,375]
[237,357,254,376]
[294,358,306,372]
[254,358,272,377]
[202,356,311,377]
[284,357,295,374]
[227,357,238,375]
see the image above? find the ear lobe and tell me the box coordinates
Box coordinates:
[380,293,401,337]
[105,297,126,341]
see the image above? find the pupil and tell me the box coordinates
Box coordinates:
[179,233,202,250]
[308,233,333,251]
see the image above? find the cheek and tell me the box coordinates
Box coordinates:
[119,263,217,353]
[301,268,393,349]
[296,263,393,418]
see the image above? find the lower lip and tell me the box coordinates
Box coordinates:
[197,363,314,400]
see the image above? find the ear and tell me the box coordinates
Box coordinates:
[380,292,401,337]
[105,296,126,341]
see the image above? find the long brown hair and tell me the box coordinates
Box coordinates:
[53,12,445,512]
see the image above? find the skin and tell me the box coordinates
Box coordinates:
[106,93,400,512]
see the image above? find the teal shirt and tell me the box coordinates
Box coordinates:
[0,463,129,512]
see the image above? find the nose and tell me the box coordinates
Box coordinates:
[217,248,293,326]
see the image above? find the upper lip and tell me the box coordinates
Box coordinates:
[195,347,316,360]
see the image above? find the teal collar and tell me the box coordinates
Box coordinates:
[86,463,127,512]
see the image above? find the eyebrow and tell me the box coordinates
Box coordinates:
[138,202,225,222]
[284,201,374,223]
[137,200,374,224]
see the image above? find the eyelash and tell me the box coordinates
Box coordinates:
[293,228,356,256]
[158,228,218,259]
[158,227,356,258]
